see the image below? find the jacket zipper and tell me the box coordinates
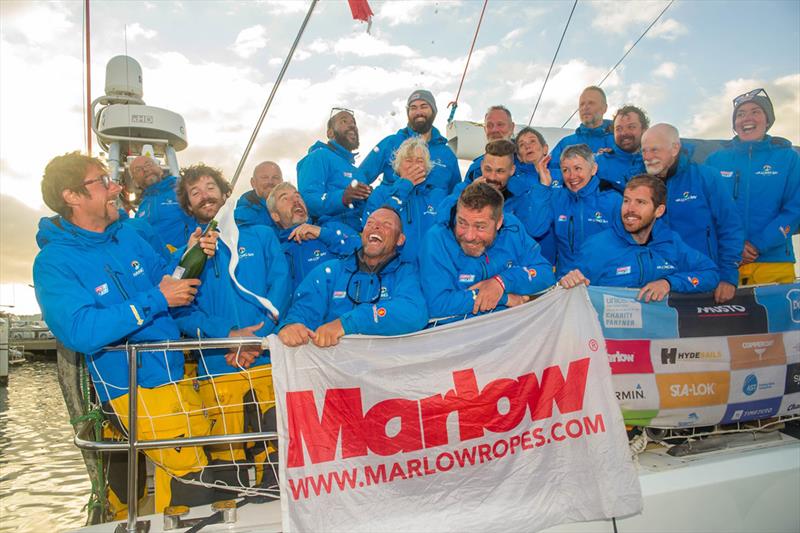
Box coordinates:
[568,216,575,253]
[104,264,130,300]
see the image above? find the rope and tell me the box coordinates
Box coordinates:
[527,0,578,126]
[447,0,489,124]
[230,0,318,189]
[561,0,674,128]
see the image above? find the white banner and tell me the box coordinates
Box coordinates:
[270,286,642,533]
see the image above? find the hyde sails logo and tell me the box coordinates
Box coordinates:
[285,358,591,468]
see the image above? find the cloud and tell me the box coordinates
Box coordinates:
[683,74,800,144]
[0,2,73,45]
[648,18,688,40]
[377,0,462,26]
[653,62,677,79]
[501,28,526,48]
[231,25,268,58]
[333,34,417,58]
[262,0,310,15]
[0,194,52,284]
[126,22,157,41]
[590,1,686,40]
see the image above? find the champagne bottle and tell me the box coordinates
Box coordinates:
[172,220,218,279]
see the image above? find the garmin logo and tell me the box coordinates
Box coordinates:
[615,384,645,401]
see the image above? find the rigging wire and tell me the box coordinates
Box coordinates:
[560,0,675,128]
[528,0,578,127]
[230,0,319,189]
[446,0,489,123]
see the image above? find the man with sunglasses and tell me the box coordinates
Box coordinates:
[706,88,800,286]
[278,207,428,348]
[129,155,195,252]
[297,108,372,232]
[420,181,555,325]
[360,89,462,193]
[33,151,221,513]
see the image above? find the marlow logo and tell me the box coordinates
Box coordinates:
[285,358,591,467]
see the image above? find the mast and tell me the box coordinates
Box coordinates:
[85,0,92,156]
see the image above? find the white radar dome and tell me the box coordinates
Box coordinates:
[105,55,143,100]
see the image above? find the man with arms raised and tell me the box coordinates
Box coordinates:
[130,154,195,251]
[268,182,360,292]
[234,160,283,231]
[560,176,719,301]
[173,163,290,491]
[548,86,615,169]
[297,108,372,232]
[706,88,800,286]
[279,207,428,348]
[360,89,461,193]
[421,182,555,324]
[594,105,649,191]
[34,152,219,512]
[642,123,743,303]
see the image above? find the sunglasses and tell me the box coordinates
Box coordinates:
[83,174,120,189]
[733,88,769,107]
[345,255,384,305]
[330,107,355,119]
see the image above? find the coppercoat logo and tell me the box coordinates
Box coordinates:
[285,358,591,468]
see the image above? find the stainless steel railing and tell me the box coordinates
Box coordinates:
[73,336,274,533]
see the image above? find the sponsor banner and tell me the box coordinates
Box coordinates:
[606,339,653,374]
[271,287,641,533]
[728,333,786,370]
[778,392,800,417]
[721,397,783,424]
[621,409,659,427]
[729,367,787,403]
[784,330,800,364]
[655,372,730,409]
[754,284,800,332]
[667,289,769,338]
[588,287,678,340]
[785,362,800,395]
[650,337,729,373]
[613,374,659,411]
[650,405,728,428]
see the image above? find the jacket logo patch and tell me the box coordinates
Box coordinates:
[424,205,437,215]
[616,266,631,275]
[591,211,608,223]
[459,274,476,283]
[558,214,568,222]
[756,165,778,176]
[675,191,698,203]
[333,290,347,299]
[720,171,733,178]
[343,172,353,178]
[95,283,109,296]
[131,260,145,277]
[238,247,255,259]
[380,286,389,298]
[689,276,699,287]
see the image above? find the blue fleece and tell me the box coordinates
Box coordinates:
[297,140,368,232]
[359,126,462,193]
[33,217,183,402]
[594,144,646,192]
[660,151,744,285]
[234,189,279,234]
[135,175,195,249]
[282,252,429,335]
[519,175,622,277]
[548,120,615,169]
[172,223,290,377]
[576,216,720,292]
[276,221,361,292]
[419,213,556,324]
[365,177,447,260]
[705,135,800,263]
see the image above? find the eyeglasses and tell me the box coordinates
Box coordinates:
[345,255,383,305]
[83,174,119,189]
[733,88,769,107]
[330,107,355,119]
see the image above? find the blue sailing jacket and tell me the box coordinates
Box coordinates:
[118,209,170,260]
[172,223,290,377]
[419,213,555,324]
[705,135,800,263]
[297,140,369,232]
[548,119,615,169]
[519,175,622,277]
[576,216,720,292]
[365,177,447,260]
[277,221,361,292]
[34,217,183,402]
[135,175,195,250]
[234,189,279,234]
[594,144,646,192]
[281,252,428,335]
[661,152,744,285]
[359,126,462,193]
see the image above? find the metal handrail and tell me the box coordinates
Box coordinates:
[74,336,276,532]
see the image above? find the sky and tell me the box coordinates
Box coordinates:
[1,0,799,315]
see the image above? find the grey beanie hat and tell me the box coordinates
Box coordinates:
[407,89,437,116]
[732,89,775,131]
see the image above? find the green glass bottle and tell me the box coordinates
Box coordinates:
[171,220,218,279]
